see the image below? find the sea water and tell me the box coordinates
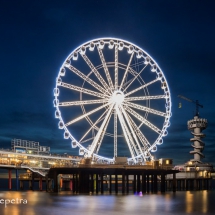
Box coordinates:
[0,190,214,215]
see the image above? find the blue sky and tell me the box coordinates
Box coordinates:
[0,0,215,165]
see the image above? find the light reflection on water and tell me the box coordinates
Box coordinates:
[0,191,214,215]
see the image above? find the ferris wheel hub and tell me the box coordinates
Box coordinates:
[111,90,125,105]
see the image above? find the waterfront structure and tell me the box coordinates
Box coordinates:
[0,143,81,191]
[188,116,207,163]
[166,115,213,190]
[54,38,172,164]
[0,147,178,193]
[48,160,178,194]
[1,139,213,192]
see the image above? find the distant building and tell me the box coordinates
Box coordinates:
[11,138,50,155]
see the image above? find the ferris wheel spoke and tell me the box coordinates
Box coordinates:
[116,106,136,161]
[130,60,145,68]
[65,63,110,95]
[121,66,139,89]
[125,95,166,102]
[114,109,117,157]
[95,108,112,154]
[119,105,145,159]
[59,81,107,99]
[79,108,109,143]
[80,137,95,144]
[125,78,159,97]
[65,103,110,126]
[88,104,114,156]
[125,101,166,117]
[126,113,153,159]
[123,64,148,92]
[119,52,134,90]
[97,47,114,90]
[81,54,110,92]
[114,45,118,90]
[124,106,161,134]
[128,123,153,160]
[58,99,108,107]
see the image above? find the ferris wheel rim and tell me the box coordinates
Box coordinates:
[54,37,172,163]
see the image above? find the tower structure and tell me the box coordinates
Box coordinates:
[187,116,207,163]
[167,96,214,191]
[176,95,213,171]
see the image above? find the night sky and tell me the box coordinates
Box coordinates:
[0,0,215,166]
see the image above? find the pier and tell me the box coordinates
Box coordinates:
[47,164,179,194]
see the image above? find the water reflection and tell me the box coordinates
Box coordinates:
[186,190,208,214]
[0,191,213,215]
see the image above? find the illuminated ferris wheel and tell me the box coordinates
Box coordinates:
[54,38,171,164]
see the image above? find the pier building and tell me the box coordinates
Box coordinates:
[166,115,213,190]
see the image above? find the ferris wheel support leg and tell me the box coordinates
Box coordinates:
[127,114,153,161]
[96,109,112,154]
[120,105,145,161]
[88,104,114,157]
[114,109,117,157]
[116,106,136,162]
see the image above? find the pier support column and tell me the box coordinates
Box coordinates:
[115,174,118,194]
[39,177,43,191]
[45,175,48,192]
[59,176,63,191]
[151,175,154,193]
[142,172,146,193]
[173,173,176,192]
[75,174,79,193]
[16,169,19,191]
[109,175,112,194]
[146,174,149,193]
[122,172,125,194]
[154,174,158,193]
[20,181,24,190]
[185,179,187,190]
[48,179,52,191]
[133,174,136,194]
[31,172,35,191]
[8,169,12,190]
[90,174,94,193]
[69,180,72,191]
[161,173,165,193]
[101,172,104,194]
[53,171,58,192]
[72,174,75,193]
[126,174,129,194]
[137,174,140,193]
[96,174,99,194]
[29,180,32,190]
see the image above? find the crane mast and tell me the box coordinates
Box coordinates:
[178,95,203,116]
